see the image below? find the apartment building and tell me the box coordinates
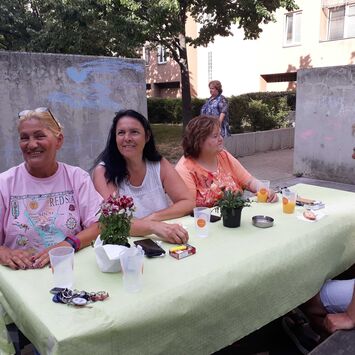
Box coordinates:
[145,0,355,98]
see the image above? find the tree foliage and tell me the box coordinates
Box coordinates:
[0,0,139,57]
[117,0,297,125]
[0,1,297,124]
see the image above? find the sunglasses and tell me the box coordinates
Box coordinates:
[18,107,61,130]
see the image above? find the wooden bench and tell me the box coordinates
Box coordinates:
[309,330,355,354]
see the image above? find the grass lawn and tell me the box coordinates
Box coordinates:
[151,124,183,164]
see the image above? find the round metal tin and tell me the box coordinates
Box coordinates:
[252,215,274,228]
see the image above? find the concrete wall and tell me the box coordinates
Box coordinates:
[294,65,355,184]
[0,51,146,173]
[224,127,294,157]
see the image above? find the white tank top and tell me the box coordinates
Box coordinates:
[118,160,170,218]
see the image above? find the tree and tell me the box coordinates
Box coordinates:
[116,0,298,126]
[0,1,298,125]
[0,0,140,57]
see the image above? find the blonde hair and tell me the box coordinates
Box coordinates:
[209,80,222,94]
[18,110,63,137]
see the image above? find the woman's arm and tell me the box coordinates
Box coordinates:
[92,164,117,200]
[224,151,278,203]
[130,219,189,244]
[144,158,195,221]
[218,96,228,124]
[0,246,33,270]
[324,284,355,333]
[248,178,278,203]
[32,222,100,268]
[218,112,226,125]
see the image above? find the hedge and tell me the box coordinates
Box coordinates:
[147,91,296,133]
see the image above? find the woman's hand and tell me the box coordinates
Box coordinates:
[151,221,189,244]
[31,240,73,269]
[0,247,33,270]
[324,313,355,333]
[267,189,279,203]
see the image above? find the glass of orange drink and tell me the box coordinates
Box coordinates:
[256,180,270,203]
[282,189,296,214]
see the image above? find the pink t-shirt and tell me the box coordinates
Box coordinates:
[175,150,252,207]
[0,162,103,253]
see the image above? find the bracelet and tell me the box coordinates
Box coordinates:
[65,235,81,252]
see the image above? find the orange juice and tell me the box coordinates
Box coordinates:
[257,187,268,203]
[282,197,296,214]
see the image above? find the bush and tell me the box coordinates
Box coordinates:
[147,97,205,123]
[228,91,296,133]
[147,91,296,132]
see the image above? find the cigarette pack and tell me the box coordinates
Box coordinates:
[169,244,196,260]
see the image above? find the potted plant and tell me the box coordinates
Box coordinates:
[217,189,251,228]
[94,193,135,272]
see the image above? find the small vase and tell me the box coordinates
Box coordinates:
[93,236,129,273]
[222,207,243,228]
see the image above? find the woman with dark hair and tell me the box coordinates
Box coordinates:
[201,80,230,138]
[93,109,194,244]
[175,115,278,207]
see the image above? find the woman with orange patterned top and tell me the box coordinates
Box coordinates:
[175,115,278,207]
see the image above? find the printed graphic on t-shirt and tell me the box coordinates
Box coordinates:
[9,190,79,250]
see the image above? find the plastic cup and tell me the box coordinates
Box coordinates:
[48,247,74,288]
[256,180,270,203]
[120,246,144,293]
[282,189,296,214]
[194,207,210,238]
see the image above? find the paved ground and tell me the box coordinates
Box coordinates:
[239,148,355,193]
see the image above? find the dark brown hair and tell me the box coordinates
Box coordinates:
[182,115,220,158]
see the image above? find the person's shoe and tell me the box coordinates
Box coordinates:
[282,309,321,354]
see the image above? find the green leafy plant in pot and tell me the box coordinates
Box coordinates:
[217,189,251,228]
[97,193,135,246]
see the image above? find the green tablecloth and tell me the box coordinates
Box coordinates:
[1,184,355,355]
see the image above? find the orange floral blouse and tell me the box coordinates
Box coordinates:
[175,150,252,207]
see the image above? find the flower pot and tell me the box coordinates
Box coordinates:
[93,236,129,273]
[222,207,243,228]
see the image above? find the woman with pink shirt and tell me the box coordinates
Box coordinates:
[0,108,102,270]
[175,115,278,207]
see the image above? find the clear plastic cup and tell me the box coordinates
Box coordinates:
[282,189,296,214]
[256,180,270,203]
[48,247,74,288]
[194,207,210,238]
[120,246,144,293]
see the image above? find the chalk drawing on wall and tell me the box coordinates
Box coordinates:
[300,129,315,140]
[47,59,144,110]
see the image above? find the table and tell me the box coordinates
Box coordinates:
[1,184,355,355]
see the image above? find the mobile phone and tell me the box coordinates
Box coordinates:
[50,287,66,294]
[210,215,221,223]
[134,239,166,258]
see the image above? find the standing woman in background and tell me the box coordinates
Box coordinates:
[201,80,231,138]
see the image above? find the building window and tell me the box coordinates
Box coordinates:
[346,4,355,37]
[284,11,302,46]
[157,45,167,64]
[208,51,213,81]
[325,3,355,40]
[144,47,150,66]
